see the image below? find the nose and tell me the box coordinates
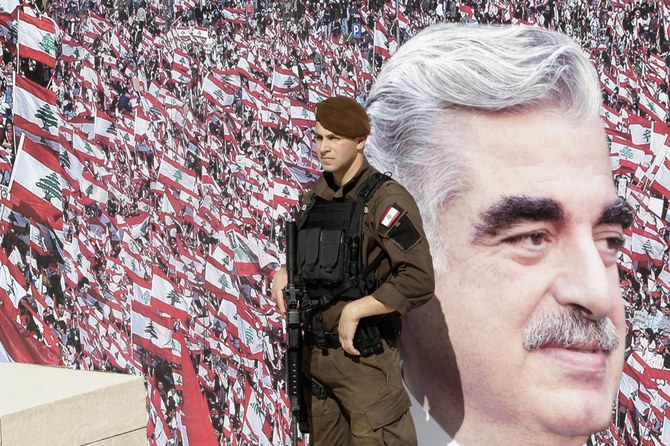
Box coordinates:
[551,233,619,321]
[317,140,329,154]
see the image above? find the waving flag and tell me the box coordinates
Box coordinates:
[158,154,197,194]
[271,65,300,93]
[131,300,181,364]
[374,20,390,58]
[202,72,235,108]
[8,135,63,229]
[17,10,56,67]
[13,74,60,143]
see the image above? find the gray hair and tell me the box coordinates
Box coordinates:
[365,24,602,274]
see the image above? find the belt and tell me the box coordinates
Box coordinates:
[304,331,341,349]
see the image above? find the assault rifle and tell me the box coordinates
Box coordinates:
[284,221,309,445]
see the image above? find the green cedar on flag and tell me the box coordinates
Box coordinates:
[289,99,315,127]
[130,300,181,364]
[201,72,234,108]
[157,154,197,194]
[17,9,57,67]
[8,135,63,229]
[271,65,300,93]
[151,267,192,321]
[13,74,60,143]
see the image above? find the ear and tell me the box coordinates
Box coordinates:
[356,136,367,151]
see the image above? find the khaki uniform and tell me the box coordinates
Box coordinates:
[300,159,435,445]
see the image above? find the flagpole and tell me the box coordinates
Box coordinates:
[15,8,20,70]
[6,132,25,193]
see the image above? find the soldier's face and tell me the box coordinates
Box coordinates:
[315,122,364,180]
[411,111,627,445]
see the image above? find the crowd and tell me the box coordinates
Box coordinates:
[0,0,666,445]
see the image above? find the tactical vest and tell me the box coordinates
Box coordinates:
[296,173,392,309]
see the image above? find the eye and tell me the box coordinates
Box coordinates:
[504,232,549,247]
[604,236,625,251]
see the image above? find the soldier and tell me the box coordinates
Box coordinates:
[272,96,435,445]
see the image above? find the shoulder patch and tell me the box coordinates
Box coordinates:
[380,205,402,228]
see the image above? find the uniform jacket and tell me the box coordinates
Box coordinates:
[302,158,435,332]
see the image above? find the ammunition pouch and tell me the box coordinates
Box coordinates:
[305,316,400,357]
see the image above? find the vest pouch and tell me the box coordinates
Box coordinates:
[301,228,348,286]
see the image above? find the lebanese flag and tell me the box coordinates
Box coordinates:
[651,156,670,197]
[131,300,181,364]
[639,87,666,123]
[94,109,116,145]
[222,7,246,24]
[204,256,238,298]
[628,113,652,146]
[374,20,390,58]
[271,65,300,93]
[71,128,106,165]
[158,154,196,193]
[201,72,235,108]
[610,135,652,172]
[600,69,617,95]
[17,10,56,67]
[13,74,60,143]
[171,48,191,75]
[290,99,315,127]
[630,227,666,266]
[8,136,63,229]
[79,172,109,205]
[0,290,61,365]
[150,268,192,322]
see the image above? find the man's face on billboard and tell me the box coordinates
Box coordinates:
[412,110,628,445]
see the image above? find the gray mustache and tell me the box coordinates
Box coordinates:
[523,310,620,352]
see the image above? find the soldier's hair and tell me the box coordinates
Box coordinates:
[365,24,602,274]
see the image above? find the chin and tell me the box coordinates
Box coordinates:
[536,393,614,441]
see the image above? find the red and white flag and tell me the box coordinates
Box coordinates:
[374,20,390,58]
[94,109,116,145]
[639,87,666,123]
[13,74,60,143]
[630,227,667,266]
[151,268,192,321]
[201,72,235,108]
[628,113,652,146]
[289,99,315,127]
[8,135,63,228]
[131,300,181,364]
[271,65,300,93]
[158,154,197,194]
[17,10,56,67]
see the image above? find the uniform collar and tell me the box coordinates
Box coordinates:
[314,157,373,200]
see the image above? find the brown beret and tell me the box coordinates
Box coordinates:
[315,96,370,138]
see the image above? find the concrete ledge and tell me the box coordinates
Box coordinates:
[0,363,147,446]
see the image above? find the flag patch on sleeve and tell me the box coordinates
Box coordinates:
[380,205,402,228]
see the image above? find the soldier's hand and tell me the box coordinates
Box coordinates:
[271,267,288,316]
[339,302,361,356]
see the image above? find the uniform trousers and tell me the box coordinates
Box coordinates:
[304,340,417,446]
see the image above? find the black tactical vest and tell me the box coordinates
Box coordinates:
[296,173,392,307]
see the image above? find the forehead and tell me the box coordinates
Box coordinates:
[315,122,334,136]
[458,111,616,220]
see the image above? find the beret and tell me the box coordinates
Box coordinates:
[315,96,370,138]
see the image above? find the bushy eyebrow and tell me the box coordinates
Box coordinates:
[472,195,632,243]
[473,196,564,242]
[596,197,634,229]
